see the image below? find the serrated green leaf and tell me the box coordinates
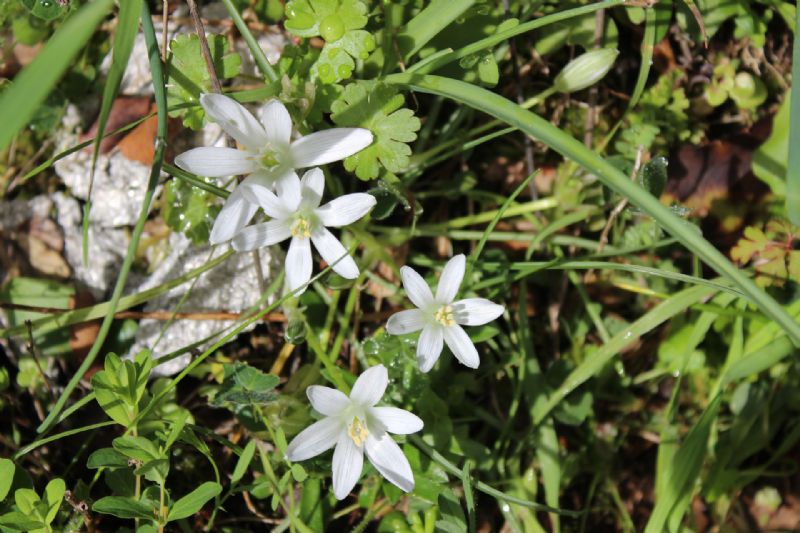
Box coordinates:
[285,0,368,38]
[21,0,70,21]
[212,362,280,407]
[167,482,221,521]
[163,178,220,244]
[331,82,420,180]
[166,33,242,130]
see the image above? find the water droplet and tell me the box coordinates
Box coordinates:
[40,0,53,7]
[502,504,510,513]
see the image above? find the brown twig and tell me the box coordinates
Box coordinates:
[25,320,54,399]
[186,0,222,93]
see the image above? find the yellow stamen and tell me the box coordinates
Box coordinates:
[347,417,369,446]
[434,305,455,326]
[291,218,312,238]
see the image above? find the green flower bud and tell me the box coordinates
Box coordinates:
[553,48,619,94]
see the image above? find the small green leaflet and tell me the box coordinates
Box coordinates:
[284,0,375,84]
[331,82,421,180]
[166,34,241,130]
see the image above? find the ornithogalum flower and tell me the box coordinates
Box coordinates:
[285,365,423,500]
[173,93,373,244]
[231,167,376,293]
[386,254,504,372]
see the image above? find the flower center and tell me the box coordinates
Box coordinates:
[290,217,312,238]
[259,145,283,171]
[347,417,369,447]
[434,305,455,326]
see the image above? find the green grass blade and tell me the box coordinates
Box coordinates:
[220,0,278,82]
[84,0,143,263]
[384,73,800,345]
[645,396,722,533]
[533,285,716,424]
[0,0,114,152]
[787,4,800,224]
[38,2,167,434]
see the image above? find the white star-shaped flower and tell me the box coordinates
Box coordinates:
[173,93,373,244]
[231,167,376,293]
[285,365,423,500]
[386,254,505,372]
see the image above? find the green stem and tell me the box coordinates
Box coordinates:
[37,2,168,434]
[384,72,800,345]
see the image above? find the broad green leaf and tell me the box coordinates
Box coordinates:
[231,440,257,484]
[0,458,14,501]
[435,489,467,533]
[167,482,222,521]
[0,511,44,531]
[43,478,65,524]
[638,156,668,198]
[87,448,129,469]
[0,0,114,152]
[14,488,40,515]
[331,81,421,180]
[645,396,722,532]
[135,459,169,485]
[166,34,241,129]
[113,436,162,463]
[92,496,155,520]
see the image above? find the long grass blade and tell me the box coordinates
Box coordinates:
[84,0,143,263]
[384,73,800,345]
[38,2,167,434]
[0,0,114,152]
[786,4,800,224]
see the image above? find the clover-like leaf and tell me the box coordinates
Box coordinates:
[285,0,374,84]
[166,34,241,130]
[212,362,280,407]
[331,81,421,180]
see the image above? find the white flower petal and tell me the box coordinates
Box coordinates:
[452,298,505,326]
[240,181,290,219]
[386,309,426,335]
[300,167,325,208]
[257,99,293,147]
[307,386,351,417]
[417,324,443,373]
[332,434,364,500]
[290,128,374,168]
[174,147,256,177]
[370,407,423,435]
[316,193,376,228]
[231,219,292,251]
[200,93,268,151]
[310,228,359,279]
[364,433,414,493]
[240,168,291,192]
[400,266,434,310]
[443,325,480,369]
[350,364,388,407]
[275,172,302,213]
[208,186,259,244]
[436,254,466,304]
[285,417,342,462]
[286,237,313,294]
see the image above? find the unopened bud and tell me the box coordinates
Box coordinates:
[553,48,619,94]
